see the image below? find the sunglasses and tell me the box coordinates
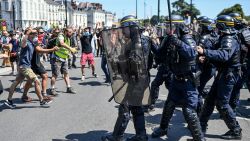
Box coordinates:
[39,32,44,34]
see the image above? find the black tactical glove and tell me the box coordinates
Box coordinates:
[169,35,183,47]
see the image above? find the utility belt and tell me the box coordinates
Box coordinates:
[174,70,202,87]
[174,74,190,82]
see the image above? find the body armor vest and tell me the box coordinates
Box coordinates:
[169,34,197,75]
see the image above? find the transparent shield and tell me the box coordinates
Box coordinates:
[102,26,151,106]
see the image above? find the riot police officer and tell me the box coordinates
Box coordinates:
[101,15,152,141]
[151,15,205,141]
[197,18,218,114]
[197,15,242,140]
[228,13,250,110]
[149,30,172,111]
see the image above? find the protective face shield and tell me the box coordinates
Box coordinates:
[165,23,177,35]
[122,26,131,38]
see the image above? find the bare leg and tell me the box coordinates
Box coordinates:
[64,73,70,87]
[91,64,95,74]
[34,79,43,101]
[22,80,32,97]
[41,73,48,94]
[51,74,57,88]
[8,75,24,100]
[81,65,85,76]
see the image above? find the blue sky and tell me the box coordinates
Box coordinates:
[79,0,250,19]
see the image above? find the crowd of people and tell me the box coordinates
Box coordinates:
[0,12,250,141]
[0,23,105,107]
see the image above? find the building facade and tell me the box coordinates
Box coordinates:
[0,0,115,30]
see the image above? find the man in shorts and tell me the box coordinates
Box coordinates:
[50,27,77,95]
[80,27,98,81]
[4,28,51,108]
[21,28,59,102]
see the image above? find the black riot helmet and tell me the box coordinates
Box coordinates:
[120,15,140,39]
[228,13,244,30]
[197,16,208,23]
[229,13,243,21]
[216,15,235,34]
[165,15,189,37]
[199,18,216,34]
[120,15,139,27]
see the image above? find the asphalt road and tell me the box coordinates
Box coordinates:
[0,58,250,141]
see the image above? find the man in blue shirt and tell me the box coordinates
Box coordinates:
[4,28,52,108]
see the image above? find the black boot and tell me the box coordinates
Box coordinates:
[112,105,130,138]
[217,104,242,140]
[220,129,242,140]
[126,135,148,141]
[102,105,130,141]
[101,134,125,141]
[151,127,168,138]
[151,100,175,138]
[131,106,147,140]
[183,107,205,141]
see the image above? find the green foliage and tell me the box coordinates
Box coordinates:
[171,0,200,18]
[218,4,244,17]
[245,15,250,21]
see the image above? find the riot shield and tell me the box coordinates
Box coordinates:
[102,25,151,106]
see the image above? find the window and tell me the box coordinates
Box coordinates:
[4,1,9,11]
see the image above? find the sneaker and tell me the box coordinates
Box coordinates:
[151,127,168,138]
[40,100,52,107]
[92,73,98,78]
[4,99,16,109]
[21,95,33,103]
[49,88,58,96]
[104,78,111,83]
[43,95,53,102]
[66,87,76,94]
[81,75,85,81]
[220,129,242,140]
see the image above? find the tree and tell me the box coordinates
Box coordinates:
[171,0,200,18]
[245,15,250,21]
[218,4,244,17]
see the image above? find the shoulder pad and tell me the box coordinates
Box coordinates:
[182,34,196,48]
[220,35,236,50]
[199,34,210,45]
[241,28,250,45]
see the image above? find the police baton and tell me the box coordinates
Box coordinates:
[167,0,172,33]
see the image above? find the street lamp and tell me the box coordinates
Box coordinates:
[190,0,193,24]
[158,0,160,23]
[12,3,15,30]
[65,0,68,27]
[136,0,138,18]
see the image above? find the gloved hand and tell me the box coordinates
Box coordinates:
[169,35,182,47]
